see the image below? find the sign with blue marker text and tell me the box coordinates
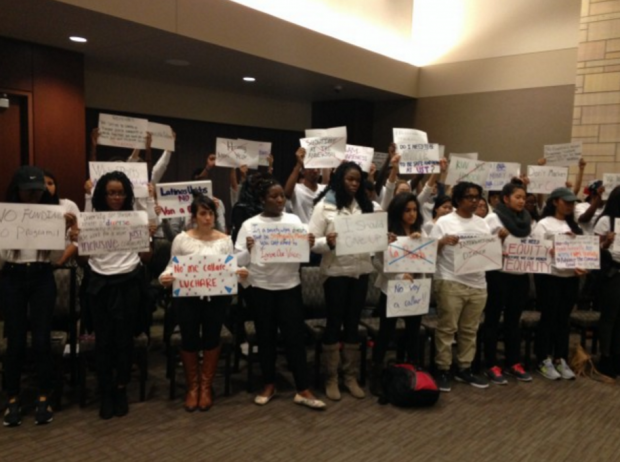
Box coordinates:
[554,235,600,270]
[250,222,310,263]
[397,143,440,175]
[0,203,66,250]
[485,162,521,191]
[386,279,431,318]
[453,235,502,275]
[445,157,490,187]
[78,211,149,256]
[384,237,437,274]
[171,254,238,297]
[333,212,388,256]
[344,145,374,172]
[156,181,213,219]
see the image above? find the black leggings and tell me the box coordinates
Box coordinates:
[174,296,229,351]
[597,272,620,357]
[322,275,369,345]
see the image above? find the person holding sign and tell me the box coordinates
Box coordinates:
[370,193,427,395]
[236,179,326,410]
[1,166,76,427]
[309,162,375,401]
[483,182,534,384]
[531,187,586,381]
[159,194,247,412]
[284,147,326,224]
[79,171,154,420]
[429,182,492,392]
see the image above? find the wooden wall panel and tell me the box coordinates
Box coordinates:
[0,38,33,92]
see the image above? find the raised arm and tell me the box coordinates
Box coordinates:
[284,148,305,199]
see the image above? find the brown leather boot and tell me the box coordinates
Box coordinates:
[199,346,221,411]
[180,350,199,412]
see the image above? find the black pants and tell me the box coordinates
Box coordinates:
[372,293,422,365]
[1,264,56,397]
[175,296,229,351]
[534,274,579,362]
[597,271,620,357]
[251,286,309,391]
[323,275,369,345]
[483,271,529,367]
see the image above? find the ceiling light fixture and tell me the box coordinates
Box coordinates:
[243,77,256,82]
[69,36,87,43]
[165,59,190,66]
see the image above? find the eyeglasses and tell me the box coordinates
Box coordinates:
[106,192,127,198]
[463,195,481,201]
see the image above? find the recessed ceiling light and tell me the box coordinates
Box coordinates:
[69,36,87,43]
[165,59,190,66]
[243,77,256,82]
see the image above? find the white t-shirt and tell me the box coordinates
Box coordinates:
[429,211,492,289]
[531,216,578,277]
[290,182,326,224]
[235,212,302,290]
[594,216,620,263]
[574,201,604,235]
[88,251,141,276]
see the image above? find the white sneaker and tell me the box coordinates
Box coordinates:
[538,358,561,380]
[555,358,576,380]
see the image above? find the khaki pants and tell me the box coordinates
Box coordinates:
[433,279,487,371]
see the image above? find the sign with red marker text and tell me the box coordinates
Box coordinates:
[554,235,600,270]
[386,279,431,318]
[78,211,149,256]
[397,143,440,175]
[384,237,437,274]
[526,166,568,194]
[502,236,552,274]
[333,212,388,256]
[89,161,149,198]
[155,181,212,219]
[250,222,310,263]
[0,203,66,250]
[453,235,502,275]
[172,254,238,297]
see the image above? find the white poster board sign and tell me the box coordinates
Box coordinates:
[215,138,259,169]
[502,236,552,274]
[544,142,582,167]
[603,173,620,200]
[300,137,345,169]
[397,143,440,175]
[344,145,374,172]
[305,126,347,139]
[393,128,428,144]
[453,235,502,275]
[445,157,489,187]
[0,203,65,250]
[78,211,149,255]
[526,166,568,195]
[554,235,600,270]
[156,181,213,219]
[333,212,388,256]
[386,279,431,318]
[98,113,148,149]
[485,162,521,191]
[249,222,310,263]
[89,161,149,198]
[148,122,175,152]
[171,254,238,297]
[384,237,437,274]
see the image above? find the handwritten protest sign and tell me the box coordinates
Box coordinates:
[450,153,478,160]
[0,203,65,250]
[148,122,175,152]
[614,219,620,253]
[502,236,552,274]
[89,161,149,198]
[544,143,582,167]
[78,211,149,255]
[247,140,272,167]
[171,254,238,297]
[384,237,437,274]
[445,157,489,187]
[526,166,568,194]
[453,235,502,275]
[393,128,428,144]
[305,126,347,139]
[397,143,440,175]
[156,181,213,219]
[333,212,388,256]
[98,114,148,149]
[249,222,310,263]
[386,279,431,318]
[554,235,600,270]
[344,145,374,172]
[485,162,521,191]
[603,173,620,200]
[300,137,346,169]
[215,138,259,169]
[373,151,389,170]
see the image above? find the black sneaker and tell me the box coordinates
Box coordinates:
[485,366,508,385]
[455,368,489,389]
[435,370,452,392]
[114,387,128,417]
[34,397,54,425]
[504,363,533,382]
[3,398,21,427]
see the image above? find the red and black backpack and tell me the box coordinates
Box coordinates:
[379,363,440,408]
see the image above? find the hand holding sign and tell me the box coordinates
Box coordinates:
[386,279,431,318]
[172,254,238,297]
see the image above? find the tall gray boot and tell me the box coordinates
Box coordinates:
[342,343,366,399]
[322,343,341,401]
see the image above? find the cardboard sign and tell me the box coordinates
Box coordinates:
[445,157,489,187]
[485,162,521,191]
[393,128,428,144]
[526,166,569,195]
[397,143,441,175]
[171,254,238,297]
[98,113,148,149]
[544,142,582,167]
[344,145,374,172]
[554,234,600,270]
[89,161,149,198]
[156,181,213,219]
[78,211,149,255]
[453,235,502,275]
[603,173,620,200]
[384,237,437,274]
[333,212,388,256]
[0,203,65,250]
[215,138,259,169]
[386,279,431,318]
[249,222,310,263]
[502,236,552,274]
[300,137,346,169]
[148,122,175,152]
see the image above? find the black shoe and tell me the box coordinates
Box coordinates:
[3,398,21,427]
[34,397,54,425]
[114,387,129,417]
[99,391,115,420]
[455,368,489,389]
[435,370,452,392]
